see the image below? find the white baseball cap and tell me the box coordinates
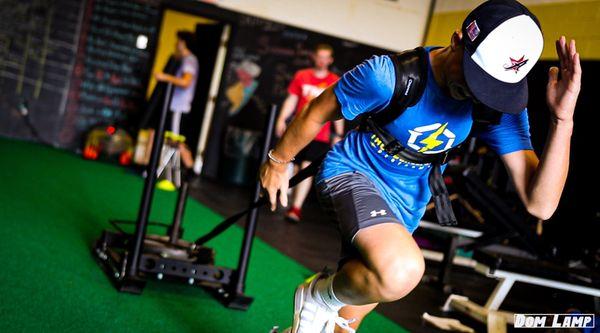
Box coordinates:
[462,0,544,114]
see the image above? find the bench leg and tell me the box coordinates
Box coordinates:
[439,235,459,287]
[443,294,514,326]
[487,311,507,333]
[484,277,515,311]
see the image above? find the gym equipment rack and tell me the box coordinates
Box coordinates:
[93,83,277,310]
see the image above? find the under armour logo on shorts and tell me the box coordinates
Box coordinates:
[370,210,387,217]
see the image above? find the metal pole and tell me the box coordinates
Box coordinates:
[169,179,189,244]
[234,104,277,294]
[126,83,173,277]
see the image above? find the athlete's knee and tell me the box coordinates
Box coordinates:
[373,254,425,302]
[354,223,425,301]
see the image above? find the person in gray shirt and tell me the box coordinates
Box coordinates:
[154,30,199,135]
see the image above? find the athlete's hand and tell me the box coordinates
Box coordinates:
[275,121,287,138]
[259,159,289,211]
[546,36,581,123]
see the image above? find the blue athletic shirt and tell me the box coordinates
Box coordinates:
[316,47,533,233]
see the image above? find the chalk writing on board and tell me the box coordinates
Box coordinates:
[61,0,158,146]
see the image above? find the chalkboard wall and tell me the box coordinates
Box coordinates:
[0,0,84,145]
[60,0,159,148]
[0,0,159,148]
[0,0,387,157]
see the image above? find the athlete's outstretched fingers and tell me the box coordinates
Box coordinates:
[547,66,559,88]
[567,39,581,88]
[572,52,581,84]
[279,178,289,208]
[558,36,568,66]
[268,187,278,211]
[555,37,565,67]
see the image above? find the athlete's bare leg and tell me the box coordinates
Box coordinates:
[331,223,424,330]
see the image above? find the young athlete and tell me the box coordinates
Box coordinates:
[261,1,581,332]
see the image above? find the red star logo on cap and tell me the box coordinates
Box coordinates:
[504,55,528,73]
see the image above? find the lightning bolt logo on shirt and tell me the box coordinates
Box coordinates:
[418,123,448,153]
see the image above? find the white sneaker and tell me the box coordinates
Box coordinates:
[290,273,356,333]
[323,317,356,333]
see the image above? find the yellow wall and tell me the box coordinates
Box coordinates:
[425,0,600,60]
[147,10,217,97]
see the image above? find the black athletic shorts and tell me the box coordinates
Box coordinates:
[315,171,403,263]
[295,140,330,164]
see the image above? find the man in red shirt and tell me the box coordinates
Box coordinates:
[275,44,343,222]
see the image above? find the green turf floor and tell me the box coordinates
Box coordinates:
[0,138,408,333]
